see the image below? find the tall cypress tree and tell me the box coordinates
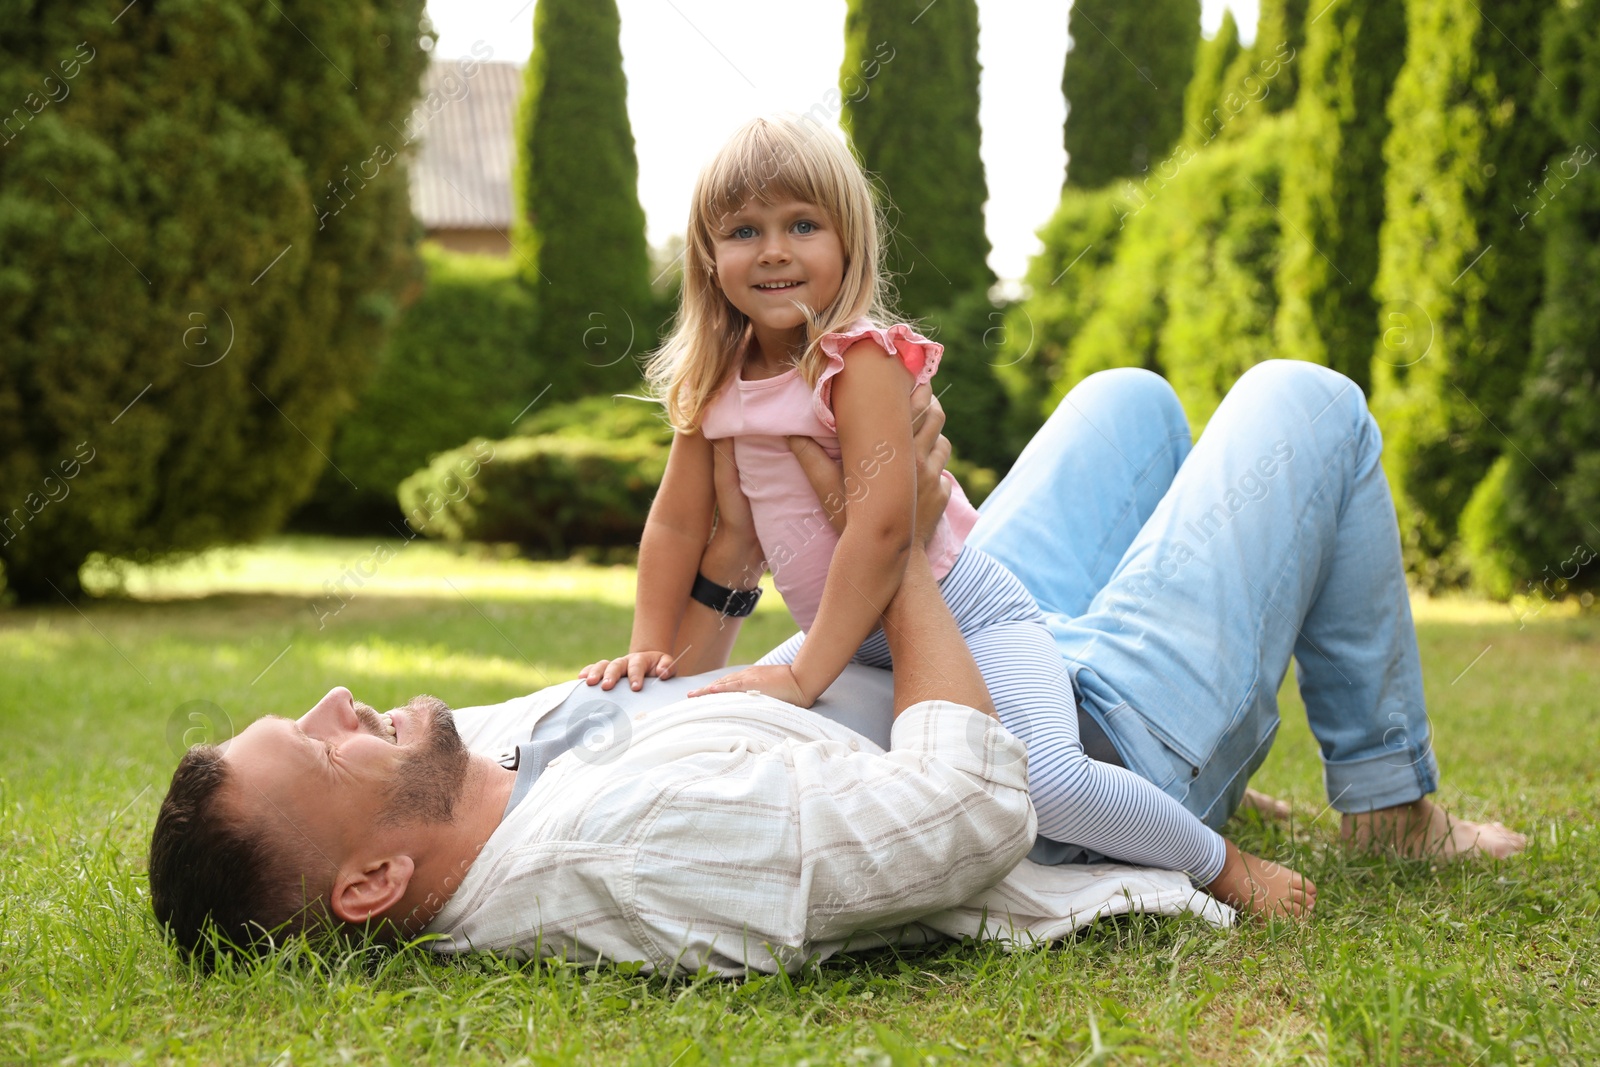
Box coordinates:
[1062,0,1201,188]
[515,0,650,392]
[1183,11,1243,143]
[1372,0,1561,583]
[1461,0,1600,598]
[840,0,992,319]
[1274,0,1407,393]
[1220,0,1308,116]
[0,0,426,600]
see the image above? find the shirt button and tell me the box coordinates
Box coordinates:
[849,740,860,751]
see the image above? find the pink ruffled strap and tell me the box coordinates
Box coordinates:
[812,320,944,432]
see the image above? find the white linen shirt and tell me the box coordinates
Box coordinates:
[426,682,1232,975]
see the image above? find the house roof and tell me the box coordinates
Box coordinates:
[408,60,523,231]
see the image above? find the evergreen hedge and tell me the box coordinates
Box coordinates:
[1182,0,1302,151]
[1061,0,1200,188]
[1220,0,1307,117]
[840,0,993,319]
[515,0,651,393]
[995,188,1127,450]
[1273,0,1407,393]
[1054,197,1174,393]
[1143,118,1292,426]
[1371,0,1561,583]
[398,396,670,556]
[1461,0,1600,600]
[985,125,1293,431]
[1033,119,1292,428]
[0,0,426,601]
[398,385,999,560]
[294,247,546,533]
[920,291,1017,476]
[1183,12,1243,144]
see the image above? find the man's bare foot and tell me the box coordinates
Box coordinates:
[1205,839,1316,919]
[1340,797,1526,860]
[1241,787,1292,821]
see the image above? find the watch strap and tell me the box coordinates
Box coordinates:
[690,572,762,617]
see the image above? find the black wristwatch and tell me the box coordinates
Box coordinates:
[690,572,763,617]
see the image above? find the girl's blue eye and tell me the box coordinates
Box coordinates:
[732,225,756,239]
[793,220,817,234]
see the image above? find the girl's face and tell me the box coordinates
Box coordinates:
[711,198,845,347]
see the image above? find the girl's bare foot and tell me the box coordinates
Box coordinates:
[1205,839,1317,919]
[1241,787,1292,821]
[1340,797,1526,860]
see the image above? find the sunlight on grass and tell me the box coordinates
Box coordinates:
[1409,590,1584,626]
[81,535,645,606]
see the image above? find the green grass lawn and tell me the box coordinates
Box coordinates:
[1,536,1595,1064]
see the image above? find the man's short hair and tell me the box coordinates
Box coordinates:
[148,746,329,962]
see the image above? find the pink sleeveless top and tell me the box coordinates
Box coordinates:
[699,319,979,631]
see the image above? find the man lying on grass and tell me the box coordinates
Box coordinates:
[150,363,1526,969]
[150,509,1250,973]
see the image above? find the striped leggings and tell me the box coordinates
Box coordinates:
[759,546,1227,883]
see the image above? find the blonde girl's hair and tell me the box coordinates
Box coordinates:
[645,114,900,433]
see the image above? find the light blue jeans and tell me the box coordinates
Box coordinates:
[968,361,1438,830]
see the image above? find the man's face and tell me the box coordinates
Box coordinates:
[220,687,470,868]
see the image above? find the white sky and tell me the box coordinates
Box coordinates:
[423,1,1259,283]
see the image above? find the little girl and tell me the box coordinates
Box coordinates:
[581,115,1306,916]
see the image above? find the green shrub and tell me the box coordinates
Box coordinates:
[1153,118,1291,426]
[1045,118,1291,427]
[399,378,998,556]
[841,0,993,319]
[1220,0,1306,118]
[294,246,548,532]
[398,397,669,555]
[0,0,427,600]
[1183,12,1243,143]
[1371,0,1562,584]
[1458,456,1519,599]
[1462,0,1600,601]
[1273,0,1407,393]
[922,290,1016,476]
[515,0,651,393]
[1054,195,1175,391]
[1062,0,1200,188]
[515,393,670,442]
[298,247,542,529]
[997,187,1127,450]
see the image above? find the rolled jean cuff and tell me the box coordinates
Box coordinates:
[1322,744,1439,814]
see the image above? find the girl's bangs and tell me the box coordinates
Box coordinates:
[697,122,846,228]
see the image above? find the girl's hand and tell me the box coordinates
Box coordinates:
[1204,838,1317,919]
[579,651,677,691]
[686,664,814,707]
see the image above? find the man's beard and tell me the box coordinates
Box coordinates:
[357,695,470,827]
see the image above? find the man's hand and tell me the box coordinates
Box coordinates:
[686,664,813,707]
[788,383,952,544]
[704,440,766,589]
[579,650,676,691]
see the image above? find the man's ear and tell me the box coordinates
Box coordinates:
[329,855,416,924]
